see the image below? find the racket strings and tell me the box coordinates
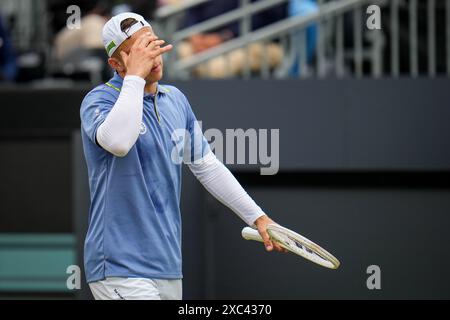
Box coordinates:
[272,231,332,266]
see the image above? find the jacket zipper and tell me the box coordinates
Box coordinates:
[106,81,161,124]
[153,93,161,124]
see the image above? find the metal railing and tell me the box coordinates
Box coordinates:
[156,0,450,79]
[0,0,49,52]
[3,0,446,81]
[389,0,449,78]
[156,0,387,79]
[155,0,211,19]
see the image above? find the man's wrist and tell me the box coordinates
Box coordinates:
[124,74,146,83]
[253,214,269,227]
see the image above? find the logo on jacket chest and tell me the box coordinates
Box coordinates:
[140,122,147,135]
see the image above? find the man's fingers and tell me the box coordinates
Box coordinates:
[147,44,173,59]
[258,228,287,253]
[264,240,273,252]
[153,44,173,56]
[259,229,273,251]
[132,33,148,48]
[142,36,158,48]
[134,33,157,48]
[147,39,166,50]
[272,242,284,252]
[159,44,173,53]
[119,51,128,66]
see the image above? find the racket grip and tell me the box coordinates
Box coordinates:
[241,227,264,242]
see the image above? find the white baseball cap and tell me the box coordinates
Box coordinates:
[102,12,152,57]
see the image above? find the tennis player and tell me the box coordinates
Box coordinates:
[80,12,284,300]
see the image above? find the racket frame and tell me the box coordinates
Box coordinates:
[242,224,340,269]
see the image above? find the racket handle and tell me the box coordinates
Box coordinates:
[241,227,264,242]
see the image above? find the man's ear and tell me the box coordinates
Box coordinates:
[108,57,125,73]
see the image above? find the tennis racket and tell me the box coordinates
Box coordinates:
[241,223,340,269]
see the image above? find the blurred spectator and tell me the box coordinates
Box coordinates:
[53,1,111,61]
[0,14,17,82]
[111,4,132,16]
[111,0,158,19]
[288,0,318,76]
[183,0,286,39]
[158,0,182,7]
[126,0,158,20]
[178,0,286,78]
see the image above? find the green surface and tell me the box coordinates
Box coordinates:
[0,233,76,292]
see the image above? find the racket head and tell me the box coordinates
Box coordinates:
[266,224,340,269]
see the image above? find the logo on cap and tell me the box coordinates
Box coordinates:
[106,40,116,55]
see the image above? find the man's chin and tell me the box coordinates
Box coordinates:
[145,71,163,84]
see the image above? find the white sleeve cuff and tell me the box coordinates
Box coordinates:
[124,75,146,84]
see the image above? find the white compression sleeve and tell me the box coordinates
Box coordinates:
[188,151,266,226]
[96,75,146,157]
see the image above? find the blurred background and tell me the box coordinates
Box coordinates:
[1,0,450,299]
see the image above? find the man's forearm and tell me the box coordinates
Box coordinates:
[188,151,265,226]
[96,75,145,157]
